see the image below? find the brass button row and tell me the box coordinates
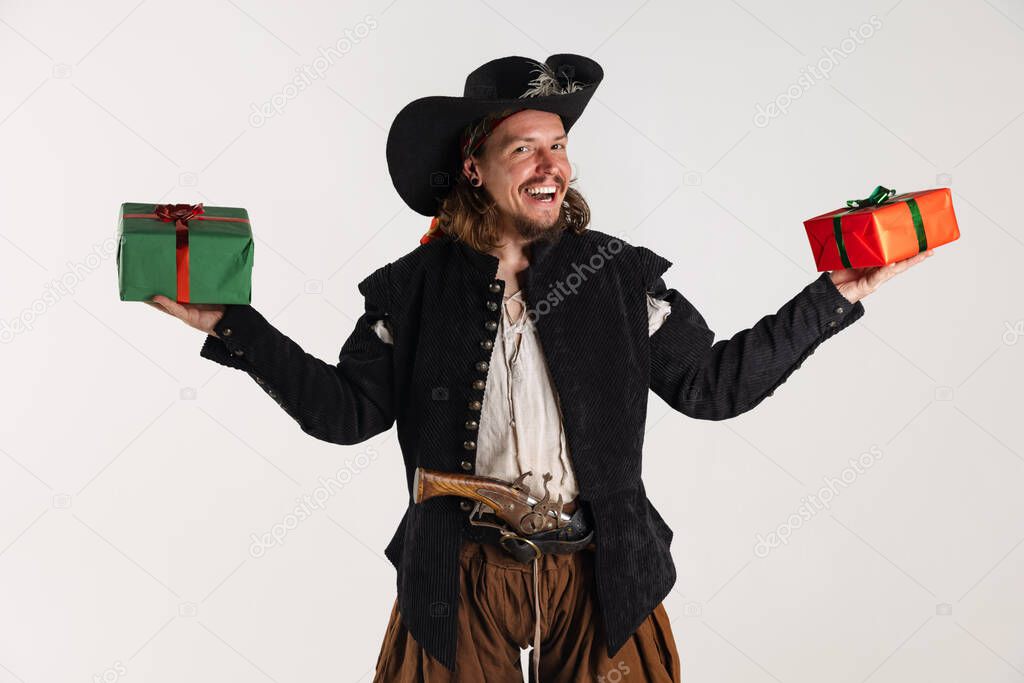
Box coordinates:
[460,279,503,475]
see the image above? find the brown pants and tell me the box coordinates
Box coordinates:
[373,540,681,682]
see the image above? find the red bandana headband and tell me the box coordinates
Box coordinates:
[419,110,519,245]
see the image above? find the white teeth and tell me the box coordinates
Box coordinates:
[525,186,557,195]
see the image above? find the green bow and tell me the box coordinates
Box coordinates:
[846,185,897,209]
[832,185,927,268]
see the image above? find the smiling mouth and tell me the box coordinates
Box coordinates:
[522,186,559,206]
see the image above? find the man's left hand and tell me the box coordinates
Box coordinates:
[830,249,935,304]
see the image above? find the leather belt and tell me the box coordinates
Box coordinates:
[475,500,595,563]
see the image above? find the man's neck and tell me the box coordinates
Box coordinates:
[488,228,535,294]
[487,230,532,268]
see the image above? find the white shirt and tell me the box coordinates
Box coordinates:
[371,291,672,506]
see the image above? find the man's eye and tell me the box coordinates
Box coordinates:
[513,143,564,153]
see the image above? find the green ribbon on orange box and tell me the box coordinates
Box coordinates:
[831,185,927,268]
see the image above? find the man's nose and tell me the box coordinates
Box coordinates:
[535,148,560,176]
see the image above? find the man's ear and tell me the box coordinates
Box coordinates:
[462,156,480,183]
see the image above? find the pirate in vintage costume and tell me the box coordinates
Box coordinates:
[149,52,931,682]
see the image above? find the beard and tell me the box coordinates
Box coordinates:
[511,203,564,245]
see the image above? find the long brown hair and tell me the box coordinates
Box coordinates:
[435,108,591,253]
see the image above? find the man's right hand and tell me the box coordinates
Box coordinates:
[147,295,226,337]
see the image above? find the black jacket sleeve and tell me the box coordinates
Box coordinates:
[638,247,865,421]
[197,264,395,444]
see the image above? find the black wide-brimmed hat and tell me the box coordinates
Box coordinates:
[386,53,604,219]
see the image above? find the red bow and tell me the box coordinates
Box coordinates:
[154,203,205,224]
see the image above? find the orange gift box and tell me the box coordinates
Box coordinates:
[803,185,960,271]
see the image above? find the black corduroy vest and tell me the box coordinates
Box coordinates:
[354,228,680,671]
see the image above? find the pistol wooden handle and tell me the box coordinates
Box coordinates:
[412,467,567,535]
[413,466,509,503]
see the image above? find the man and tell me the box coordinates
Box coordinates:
[149,54,932,682]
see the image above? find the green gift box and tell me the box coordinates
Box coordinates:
[117,202,254,304]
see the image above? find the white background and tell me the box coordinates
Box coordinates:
[1,0,1022,681]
